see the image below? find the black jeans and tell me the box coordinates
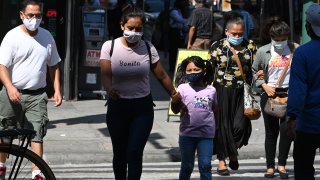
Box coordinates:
[106,94,154,180]
[260,92,293,169]
[294,131,320,180]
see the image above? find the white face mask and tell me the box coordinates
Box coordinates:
[23,18,42,31]
[123,30,143,43]
[271,40,287,50]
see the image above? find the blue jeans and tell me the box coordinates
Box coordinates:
[106,94,154,180]
[179,136,214,180]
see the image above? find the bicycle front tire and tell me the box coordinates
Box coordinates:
[0,144,56,180]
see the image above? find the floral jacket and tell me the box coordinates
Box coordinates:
[209,38,257,88]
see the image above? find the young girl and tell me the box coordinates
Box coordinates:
[171,56,217,180]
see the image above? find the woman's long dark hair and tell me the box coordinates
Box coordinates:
[120,4,146,25]
[175,56,213,87]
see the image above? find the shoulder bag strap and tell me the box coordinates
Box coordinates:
[109,38,115,57]
[230,47,245,81]
[144,40,152,67]
[275,45,295,87]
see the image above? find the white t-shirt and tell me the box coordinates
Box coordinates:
[0,26,61,90]
[267,45,291,88]
[100,38,160,99]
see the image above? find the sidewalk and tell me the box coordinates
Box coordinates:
[43,50,267,165]
[44,98,266,166]
[44,100,181,165]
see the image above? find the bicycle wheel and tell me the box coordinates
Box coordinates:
[0,144,56,180]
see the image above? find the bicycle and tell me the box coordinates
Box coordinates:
[0,128,56,179]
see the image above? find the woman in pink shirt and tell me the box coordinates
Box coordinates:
[100,5,180,180]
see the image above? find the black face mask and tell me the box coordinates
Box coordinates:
[186,72,203,84]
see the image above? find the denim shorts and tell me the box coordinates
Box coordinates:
[0,88,49,142]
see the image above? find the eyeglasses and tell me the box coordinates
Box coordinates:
[21,12,42,19]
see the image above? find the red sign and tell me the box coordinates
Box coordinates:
[46,10,57,18]
[85,50,101,67]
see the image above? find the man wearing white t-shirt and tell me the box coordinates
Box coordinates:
[0,0,62,179]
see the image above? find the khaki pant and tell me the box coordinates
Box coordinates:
[0,89,49,142]
[191,38,211,50]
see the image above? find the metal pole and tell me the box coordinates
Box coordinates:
[64,0,72,100]
[74,4,81,101]
[289,0,294,42]
[142,0,145,11]
[259,0,265,43]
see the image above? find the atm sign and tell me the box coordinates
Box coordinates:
[87,50,100,58]
[85,50,101,66]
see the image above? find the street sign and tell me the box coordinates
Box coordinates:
[85,49,101,66]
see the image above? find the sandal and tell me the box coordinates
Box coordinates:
[217,168,230,176]
[217,160,230,176]
[264,168,275,178]
[277,168,289,179]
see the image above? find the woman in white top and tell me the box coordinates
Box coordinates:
[252,19,298,179]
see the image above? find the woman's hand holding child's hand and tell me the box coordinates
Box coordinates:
[171,91,181,103]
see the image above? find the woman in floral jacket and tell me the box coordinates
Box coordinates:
[209,16,257,176]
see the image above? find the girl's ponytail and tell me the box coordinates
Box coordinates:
[175,62,188,87]
[204,60,214,85]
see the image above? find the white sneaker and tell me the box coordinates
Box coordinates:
[32,170,44,180]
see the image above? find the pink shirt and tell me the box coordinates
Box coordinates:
[178,83,217,138]
[100,38,160,99]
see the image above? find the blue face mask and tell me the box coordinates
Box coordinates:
[186,72,203,84]
[228,36,244,46]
